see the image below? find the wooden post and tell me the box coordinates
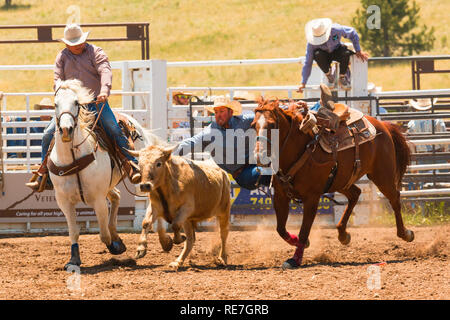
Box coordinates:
[350,55,368,112]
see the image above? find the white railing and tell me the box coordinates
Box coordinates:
[167,57,304,67]
[373,88,450,97]
[1,90,151,172]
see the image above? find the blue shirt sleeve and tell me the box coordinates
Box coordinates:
[301,43,314,84]
[174,124,213,156]
[241,114,255,129]
[335,24,361,52]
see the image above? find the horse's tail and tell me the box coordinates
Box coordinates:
[385,122,411,189]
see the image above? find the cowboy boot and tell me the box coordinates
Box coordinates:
[25,151,53,191]
[320,83,335,111]
[122,160,142,184]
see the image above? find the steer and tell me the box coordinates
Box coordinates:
[132,145,231,270]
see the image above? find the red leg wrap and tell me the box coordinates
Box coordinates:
[283,232,300,246]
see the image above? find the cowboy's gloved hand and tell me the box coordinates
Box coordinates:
[97,94,107,103]
[356,51,369,62]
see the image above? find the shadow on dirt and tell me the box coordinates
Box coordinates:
[80,257,163,274]
[300,257,418,269]
[161,263,274,273]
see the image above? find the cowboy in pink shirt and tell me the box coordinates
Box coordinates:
[27,24,141,191]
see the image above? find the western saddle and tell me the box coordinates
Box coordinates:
[299,84,377,190]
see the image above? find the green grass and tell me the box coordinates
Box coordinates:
[370,201,450,227]
[1,0,449,108]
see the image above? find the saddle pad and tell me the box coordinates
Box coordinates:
[345,107,364,125]
[319,116,377,154]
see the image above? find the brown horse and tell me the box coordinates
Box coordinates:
[252,98,414,269]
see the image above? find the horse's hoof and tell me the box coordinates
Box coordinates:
[215,256,227,266]
[403,230,414,242]
[64,261,81,271]
[339,233,351,246]
[160,235,173,252]
[281,258,300,270]
[135,247,147,259]
[174,234,186,245]
[305,239,310,249]
[107,239,127,255]
[169,261,181,270]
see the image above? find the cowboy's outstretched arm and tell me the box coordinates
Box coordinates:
[337,25,368,61]
[301,43,314,86]
[174,125,212,156]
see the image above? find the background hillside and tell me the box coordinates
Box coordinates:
[0,0,449,108]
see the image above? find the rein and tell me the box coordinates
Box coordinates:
[51,99,107,204]
[257,104,342,205]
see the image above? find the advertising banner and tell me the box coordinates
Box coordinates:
[0,173,135,220]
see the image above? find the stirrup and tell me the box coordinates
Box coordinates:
[25,173,52,192]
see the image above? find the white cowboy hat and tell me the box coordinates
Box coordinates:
[33,97,54,110]
[61,24,90,46]
[205,96,242,115]
[305,18,332,46]
[409,98,438,111]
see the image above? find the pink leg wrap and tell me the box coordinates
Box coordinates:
[283,232,300,246]
[292,243,306,266]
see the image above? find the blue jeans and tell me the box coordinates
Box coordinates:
[234,165,272,190]
[41,101,137,164]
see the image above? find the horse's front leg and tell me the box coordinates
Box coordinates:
[56,197,81,270]
[107,188,121,242]
[273,188,298,246]
[273,184,310,247]
[93,199,126,255]
[282,196,320,270]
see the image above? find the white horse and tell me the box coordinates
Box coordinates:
[51,79,159,270]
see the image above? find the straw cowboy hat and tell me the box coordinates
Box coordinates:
[61,24,90,46]
[33,97,54,110]
[409,98,438,111]
[205,96,242,115]
[305,18,332,46]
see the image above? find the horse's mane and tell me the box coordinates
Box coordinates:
[58,79,96,129]
[59,79,94,105]
[255,97,304,123]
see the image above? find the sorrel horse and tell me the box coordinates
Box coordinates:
[252,98,414,269]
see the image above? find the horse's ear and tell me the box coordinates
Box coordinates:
[256,95,265,106]
[301,103,309,117]
[54,79,62,95]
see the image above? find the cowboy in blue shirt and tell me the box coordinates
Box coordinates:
[174,96,271,190]
[297,18,369,92]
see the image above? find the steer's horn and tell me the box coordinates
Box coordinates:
[126,149,140,158]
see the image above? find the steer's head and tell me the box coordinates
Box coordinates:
[129,145,177,193]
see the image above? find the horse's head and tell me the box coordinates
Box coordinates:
[54,79,93,143]
[251,98,283,167]
[251,98,308,168]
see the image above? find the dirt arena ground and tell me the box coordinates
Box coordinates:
[0,225,448,300]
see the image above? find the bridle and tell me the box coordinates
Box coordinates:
[55,101,82,131]
[254,104,296,167]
